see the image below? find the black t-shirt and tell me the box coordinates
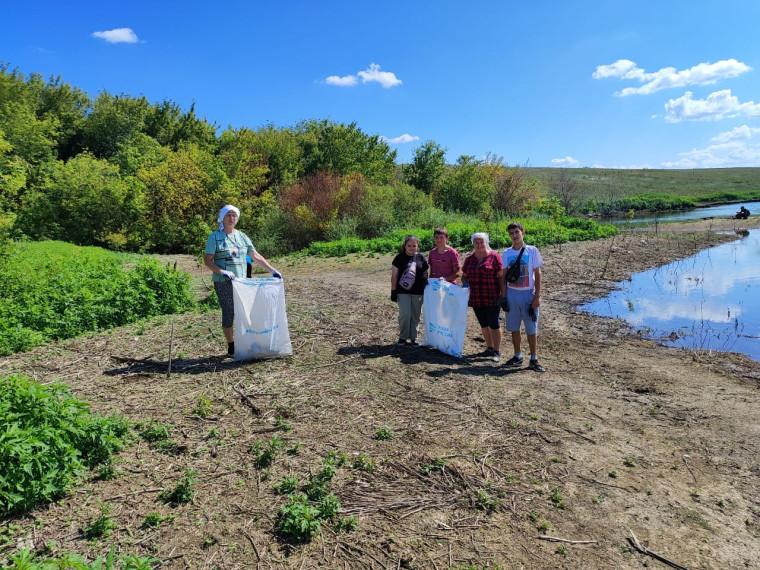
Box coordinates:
[392,252,429,295]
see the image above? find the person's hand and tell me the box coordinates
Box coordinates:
[271,270,282,279]
[391,290,398,302]
[220,270,235,280]
[500,299,508,312]
[531,296,540,309]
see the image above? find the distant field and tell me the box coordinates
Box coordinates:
[529,167,760,200]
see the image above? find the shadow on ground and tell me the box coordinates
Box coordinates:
[104,355,250,376]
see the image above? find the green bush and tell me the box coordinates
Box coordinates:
[0,375,129,516]
[303,216,617,257]
[0,241,194,355]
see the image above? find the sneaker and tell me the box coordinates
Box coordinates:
[504,355,523,367]
[476,347,495,357]
[397,338,407,345]
[491,351,501,363]
[528,359,545,372]
[409,340,420,346]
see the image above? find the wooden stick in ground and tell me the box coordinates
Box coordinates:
[627,528,689,570]
[536,535,598,545]
[233,383,262,416]
[166,318,175,379]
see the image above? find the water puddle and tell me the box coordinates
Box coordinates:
[581,230,760,361]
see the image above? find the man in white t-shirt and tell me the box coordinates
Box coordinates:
[499,222,545,372]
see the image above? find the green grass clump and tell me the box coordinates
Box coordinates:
[0,240,194,356]
[0,375,129,516]
[141,511,174,529]
[352,453,376,473]
[274,475,300,495]
[82,505,116,540]
[159,469,197,506]
[138,421,180,453]
[250,436,285,469]
[374,426,393,441]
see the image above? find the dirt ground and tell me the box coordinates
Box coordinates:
[2,217,759,569]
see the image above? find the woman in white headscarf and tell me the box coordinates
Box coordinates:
[204,205,281,356]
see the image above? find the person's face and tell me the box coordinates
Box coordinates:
[473,237,487,252]
[508,228,524,245]
[405,239,419,255]
[434,234,448,248]
[224,211,239,228]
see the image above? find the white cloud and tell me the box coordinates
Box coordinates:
[593,58,751,96]
[92,27,139,44]
[550,156,580,167]
[357,63,402,88]
[664,89,760,122]
[381,133,419,144]
[661,126,760,168]
[710,124,760,143]
[324,63,402,89]
[324,74,358,87]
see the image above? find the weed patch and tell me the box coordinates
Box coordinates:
[159,469,197,506]
[0,241,194,355]
[0,375,129,516]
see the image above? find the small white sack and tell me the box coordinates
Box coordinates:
[232,278,293,360]
[421,278,469,358]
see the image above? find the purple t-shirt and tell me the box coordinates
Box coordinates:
[428,246,461,282]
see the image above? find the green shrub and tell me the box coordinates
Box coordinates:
[276,493,322,543]
[0,375,129,516]
[159,469,197,506]
[0,241,194,356]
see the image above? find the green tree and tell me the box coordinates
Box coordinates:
[297,120,396,183]
[111,133,168,176]
[0,100,58,168]
[144,100,216,150]
[403,140,446,194]
[138,144,235,252]
[82,93,149,158]
[19,154,140,246]
[437,155,494,214]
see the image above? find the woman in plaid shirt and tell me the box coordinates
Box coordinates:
[461,232,504,363]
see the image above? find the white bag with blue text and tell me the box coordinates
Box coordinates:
[231,278,293,360]
[421,278,469,358]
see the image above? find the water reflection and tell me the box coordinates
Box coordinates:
[582,230,760,361]
[608,201,760,226]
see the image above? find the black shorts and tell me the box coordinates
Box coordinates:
[473,306,500,329]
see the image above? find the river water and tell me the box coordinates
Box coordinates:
[608,200,760,226]
[581,230,760,361]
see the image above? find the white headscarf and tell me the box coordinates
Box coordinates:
[471,232,490,249]
[217,205,240,232]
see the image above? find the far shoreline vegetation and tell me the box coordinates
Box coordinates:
[1,64,759,260]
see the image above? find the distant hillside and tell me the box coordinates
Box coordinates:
[528,167,760,201]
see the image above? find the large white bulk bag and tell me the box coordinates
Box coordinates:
[231,277,292,360]
[421,278,469,358]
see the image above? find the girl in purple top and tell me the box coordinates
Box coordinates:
[427,227,461,283]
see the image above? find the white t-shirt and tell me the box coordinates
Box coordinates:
[502,244,543,291]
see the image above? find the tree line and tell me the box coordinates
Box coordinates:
[0,65,545,254]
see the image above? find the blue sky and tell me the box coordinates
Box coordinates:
[3,0,760,168]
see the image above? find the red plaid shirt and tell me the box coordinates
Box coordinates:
[462,252,503,307]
